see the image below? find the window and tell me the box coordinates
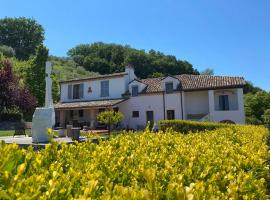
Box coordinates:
[132,111,139,118]
[132,85,139,96]
[79,110,84,117]
[165,82,174,93]
[101,80,109,97]
[167,110,175,120]
[219,95,229,110]
[73,84,80,99]
[68,84,84,99]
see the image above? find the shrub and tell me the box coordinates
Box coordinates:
[0,125,269,199]
[97,111,124,132]
[262,109,270,129]
[0,45,15,58]
[158,120,234,133]
[0,112,22,121]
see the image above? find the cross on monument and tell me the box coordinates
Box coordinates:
[31,61,55,143]
[45,61,53,108]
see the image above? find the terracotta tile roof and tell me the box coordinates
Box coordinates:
[60,72,127,84]
[141,77,164,93]
[140,74,245,93]
[54,99,126,109]
[175,74,246,91]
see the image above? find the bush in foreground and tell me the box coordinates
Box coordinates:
[0,125,269,199]
[159,120,234,133]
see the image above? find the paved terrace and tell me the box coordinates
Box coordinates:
[0,135,108,150]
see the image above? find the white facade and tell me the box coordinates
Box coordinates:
[56,66,246,129]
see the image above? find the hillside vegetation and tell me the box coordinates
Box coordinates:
[0,124,269,199]
[68,42,199,78]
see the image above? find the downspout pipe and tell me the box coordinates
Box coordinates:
[163,91,166,120]
[180,90,184,120]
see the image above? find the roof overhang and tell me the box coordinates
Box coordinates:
[54,99,127,110]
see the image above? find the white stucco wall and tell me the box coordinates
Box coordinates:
[119,92,183,129]
[60,76,126,102]
[119,94,164,129]
[164,93,182,119]
[208,88,245,124]
[214,89,238,111]
[185,91,209,115]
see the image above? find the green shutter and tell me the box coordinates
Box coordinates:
[79,84,84,99]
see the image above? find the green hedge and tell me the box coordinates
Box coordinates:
[0,113,22,121]
[158,120,234,133]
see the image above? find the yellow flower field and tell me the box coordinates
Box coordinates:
[0,125,269,199]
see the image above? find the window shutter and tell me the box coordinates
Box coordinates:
[68,85,72,99]
[224,95,229,110]
[79,84,84,99]
[219,95,223,110]
[101,81,109,97]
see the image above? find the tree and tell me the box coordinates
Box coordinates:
[68,42,199,78]
[25,45,48,106]
[262,109,270,129]
[0,59,36,114]
[200,68,214,75]
[244,91,270,124]
[97,111,124,133]
[0,17,44,60]
[243,81,262,94]
[0,45,15,57]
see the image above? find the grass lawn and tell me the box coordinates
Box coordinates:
[0,130,14,137]
[0,130,31,137]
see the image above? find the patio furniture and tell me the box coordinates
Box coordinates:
[66,125,73,137]
[14,126,26,137]
[55,127,66,137]
[71,127,80,141]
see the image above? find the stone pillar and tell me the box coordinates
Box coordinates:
[32,61,55,143]
[237,88,245,124]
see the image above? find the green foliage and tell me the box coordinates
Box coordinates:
[200,68,214,75]
[243,81,263,94]
[0,125,269,199]
[0,112,22,121]
[0,45,15,58]
[97,111,124,132]
[262,109,270,129]
[25,45,48,107]
[159,120,231,133]
[49,56,98,81]
[68,42,199,78]
[244,91,270,124]
[0,17,44,60]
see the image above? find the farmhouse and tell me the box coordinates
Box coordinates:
[54,66,246,129]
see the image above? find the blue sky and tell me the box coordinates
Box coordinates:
[1,0,269,91]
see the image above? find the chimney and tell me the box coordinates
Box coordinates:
[125,64,136,82]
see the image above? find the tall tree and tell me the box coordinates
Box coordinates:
[25,45,48,106]
[0,17,44,60]
[0,59,36,113]
[244,91,270,124]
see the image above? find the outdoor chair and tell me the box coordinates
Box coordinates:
[13,126,26,137]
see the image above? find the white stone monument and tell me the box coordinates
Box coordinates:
[32,61,55,143]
